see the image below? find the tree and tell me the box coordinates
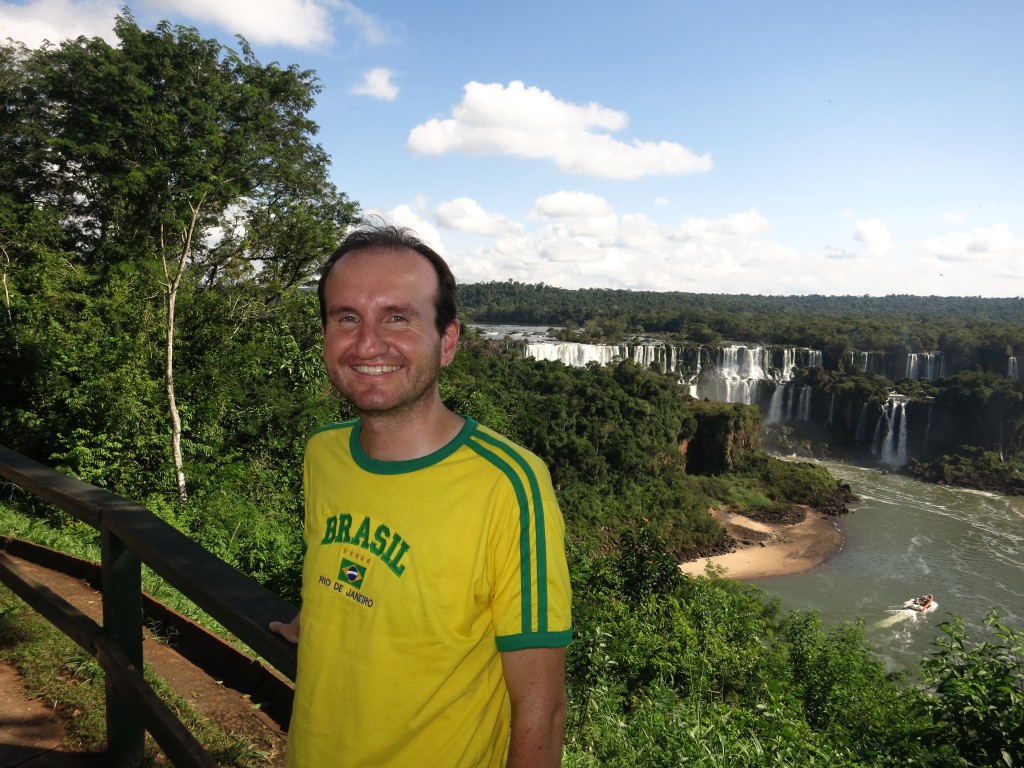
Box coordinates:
[8,16,358,501]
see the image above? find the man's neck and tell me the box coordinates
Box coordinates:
[358,401,466,462]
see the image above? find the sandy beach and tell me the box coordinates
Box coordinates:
[679,506,844,580]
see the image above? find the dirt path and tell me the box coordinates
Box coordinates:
[1,553,289,765]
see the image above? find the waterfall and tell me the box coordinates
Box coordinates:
[797,386,812,420]
[688,347,702,397]
[896,403,908,465]
[923,402,933,455]
[855,403,868,441]
[906,354,919,380]
[826,392,835,428]
[1010,356,1020,382]
[520,340,826,409]
[766,383,787,423]
[524,342,624,367]
[875,398,909,466]
[907,352,943,381]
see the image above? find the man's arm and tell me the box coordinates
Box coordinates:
[500,646,567,768]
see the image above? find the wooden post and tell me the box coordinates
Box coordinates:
[102,528,145,766]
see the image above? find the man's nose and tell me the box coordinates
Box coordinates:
[354,321,387,357]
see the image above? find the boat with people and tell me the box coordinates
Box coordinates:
[904,594,936,613]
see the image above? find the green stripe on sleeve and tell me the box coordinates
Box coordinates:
[467,440,533,635]
[472,430,550,632]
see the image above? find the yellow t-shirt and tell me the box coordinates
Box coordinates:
[287,417,573,767]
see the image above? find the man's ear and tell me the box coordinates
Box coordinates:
[440,319,460,366]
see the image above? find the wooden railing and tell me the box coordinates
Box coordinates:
[0,444,298,767]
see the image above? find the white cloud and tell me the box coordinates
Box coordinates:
[334,0,394,45]
[673,209,769,241]
[654,197,670,206]
[0,0,119,47]
[923,223,1022,263]
[435,198,521,236]
[0,0,395,50]
[531,191,614,220]
[351,68,398,100]
[854,218,892,253]
[400,195,1022,297]
[822,245,857,260]
[407,81,712,179]
[159,0,333,46]
[364,204,446,256]
[944,212,968,224]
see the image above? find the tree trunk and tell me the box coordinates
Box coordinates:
[1,250,18,358]
[166,279,187,504]
[162,200,203,505]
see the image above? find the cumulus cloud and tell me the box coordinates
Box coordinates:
[351,68,398,100]
[0,0,119,47]
[854,218,892,253]
[435,201,832,294]
[364,204,446,255]
[407,81,712,179]
[0,0,395,50]
[435,198,521,236]
[162,0,334,46]
[822,245,857,260]
[673,209,769,241]
[531,191,615,220]
[924,223,1021,263]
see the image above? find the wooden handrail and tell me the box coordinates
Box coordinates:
[0,443,298,766]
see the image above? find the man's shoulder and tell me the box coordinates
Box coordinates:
[465,421,551,478]
[306,419,358,449]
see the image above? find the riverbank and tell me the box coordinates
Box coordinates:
[679,506,844,580]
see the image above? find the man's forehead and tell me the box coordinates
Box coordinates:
[325,247,439,305]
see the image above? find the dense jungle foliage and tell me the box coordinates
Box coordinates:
[1,19,1021,766]
[459,280,1024,359]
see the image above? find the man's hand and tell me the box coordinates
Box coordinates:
[269,612,300,644]
[500,647,567,768]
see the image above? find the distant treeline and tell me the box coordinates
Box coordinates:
[458,281,1024,354]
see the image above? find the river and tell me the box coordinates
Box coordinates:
[752,459,1024,672]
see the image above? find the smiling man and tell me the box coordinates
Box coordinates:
[272,221,573,767]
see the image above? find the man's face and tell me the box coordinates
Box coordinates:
[321,247,458,418]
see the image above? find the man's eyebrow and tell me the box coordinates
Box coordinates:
[326,303,422,318]
[326,304,358,319]
[382,303,421,317]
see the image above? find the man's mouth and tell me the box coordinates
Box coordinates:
[352,365,402,375]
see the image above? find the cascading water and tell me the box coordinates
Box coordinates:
[523,342,624,367]
[519,340,825,409]
[797,386,812,420]
[906,352,943,381]
[855,403,868,441]
[874,398,909,466]
[1010,356,1020,382]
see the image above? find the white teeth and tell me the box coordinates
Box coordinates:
[353,365,401,375]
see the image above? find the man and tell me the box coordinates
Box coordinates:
[271,222,573,767]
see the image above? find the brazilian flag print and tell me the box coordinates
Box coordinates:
[339,559,365,589]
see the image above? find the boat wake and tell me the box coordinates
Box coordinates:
[871,597,938,629]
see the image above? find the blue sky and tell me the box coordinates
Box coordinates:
[3,0,1022,297]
